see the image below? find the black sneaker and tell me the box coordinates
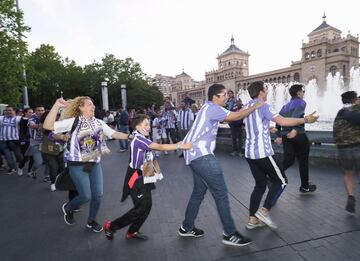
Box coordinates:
[299,184,317,193]
[103,221,114,240]
[346,196,356,213]
[43,176,51,183]
[62,203,74,225]
[178,226,204,237]
[126,231,148,240]
[222,231,252,247]
[86,220,103,232]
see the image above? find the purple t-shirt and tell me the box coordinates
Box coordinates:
[129,131,153,169]
[183,101,230,165]
[244,99,278,159]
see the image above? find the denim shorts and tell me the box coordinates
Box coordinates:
[337,145,360,172]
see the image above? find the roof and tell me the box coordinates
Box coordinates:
[218,37,247,57]
[308,14,341,36]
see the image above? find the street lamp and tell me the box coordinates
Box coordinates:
[15,0,29,108]
[101,80,109,111]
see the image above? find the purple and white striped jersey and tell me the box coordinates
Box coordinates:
[54,117,115,162]
[28,114,43,145]
[244,99,279,159]
[0,116,21,141]
[129,131,153,169]
[183,101,230,165]
[178,109,194,130]
[164,110,176,129]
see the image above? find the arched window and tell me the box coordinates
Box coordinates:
[305,53,310,60]
[317,49,322,57]
[330,65,337,76]
[282,76,286,83]
[343,65,346,76]
[287,75,291,82]
[293,72,300,82]
[311,51,315,58]
[278,77,281,83]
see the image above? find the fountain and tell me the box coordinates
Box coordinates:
[237,66,360,131]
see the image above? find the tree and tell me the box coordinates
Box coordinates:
[0,0,30,105]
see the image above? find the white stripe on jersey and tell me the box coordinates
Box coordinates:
[255,109,265,158]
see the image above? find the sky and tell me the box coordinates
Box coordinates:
[20,0,360,81]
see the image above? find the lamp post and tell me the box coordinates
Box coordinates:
[121,84,127,110]
[101,80,109,111]
[15,0,29,108]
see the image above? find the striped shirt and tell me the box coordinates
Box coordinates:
[54,117,115,162]
[129,131,153,169]
[183,101,230,165]
[178,109,194,130]
[164,110,176,129]
[0,116,21,141]
[244,99,279,159]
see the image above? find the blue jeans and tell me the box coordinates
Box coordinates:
[67,163,103,222]
[0,140,23,169]
[30,144,49,177]
[118,125,129,150]
[182,154,236,235]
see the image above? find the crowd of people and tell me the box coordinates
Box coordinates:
[1,82,359,247]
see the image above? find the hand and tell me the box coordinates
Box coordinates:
[274,137,282,145]
[269,127,278,134]
[305,111,319,123]
[286,129,297,139]
[180,142,192,150]
[128,134,134,140]
[54,98,67,108]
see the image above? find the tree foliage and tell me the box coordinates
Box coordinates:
[0,0,30,105]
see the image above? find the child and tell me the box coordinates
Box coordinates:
[103,114,192,240]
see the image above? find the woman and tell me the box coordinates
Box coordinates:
[44,97,131,232]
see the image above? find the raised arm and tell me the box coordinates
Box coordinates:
[224,101,265,122]
[43,98,67,130]
[273,111,318,126]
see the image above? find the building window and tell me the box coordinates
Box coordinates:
[293,73,300,82]
[317,49,322,57]
[287,75,290,82]
[330,65,337,76]
[305,53,310,60]
[343,65,346,76]
[311,51,315,58]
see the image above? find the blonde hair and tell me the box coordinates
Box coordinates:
[61,96,92,119]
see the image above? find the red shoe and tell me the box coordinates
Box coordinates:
[126,231,148,240]
[103,221,114,240]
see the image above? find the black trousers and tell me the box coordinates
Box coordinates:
[42,151,65,184]
[246,156,287,216]
[230,126,243,152]
[18,142,33,171]
[111,175,152,233]
[166,128,178,144]
[282,133,310,188]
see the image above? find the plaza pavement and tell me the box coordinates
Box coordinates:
[1,140,360,261]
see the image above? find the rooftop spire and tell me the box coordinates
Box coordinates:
[322,12,326,22]
[231,35,234,45]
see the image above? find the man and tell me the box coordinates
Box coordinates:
[115,107,129,152]
[225,90,236,111]
[333,91,360,213]
[229,98,244,157]
[164,107,178,145]
[179,83,264,247]
[183,93,195,106]
[28,105,48,180]
[243,81,318,230]
[177,101,194,141]
[275,84,316,193]
[0,106,23,174]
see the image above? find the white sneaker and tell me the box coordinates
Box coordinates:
[255,210,277,229]
[17,168,23,176]
[246,220,266,229]
[50,184,56,192]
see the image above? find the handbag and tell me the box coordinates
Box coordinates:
[55,167,76,191]
[142,159,163,184]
